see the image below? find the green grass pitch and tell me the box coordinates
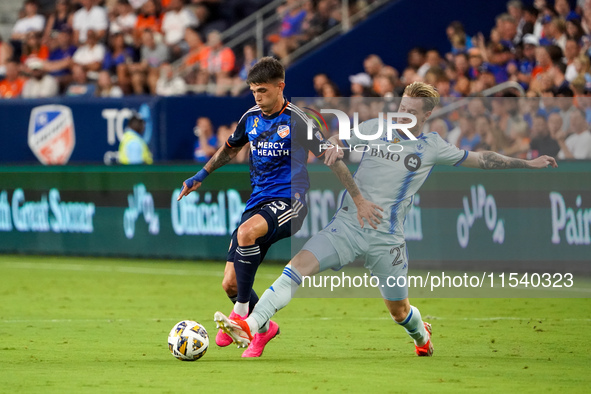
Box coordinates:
[1,255,589,393]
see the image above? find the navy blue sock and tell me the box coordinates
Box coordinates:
[234,244,262,303]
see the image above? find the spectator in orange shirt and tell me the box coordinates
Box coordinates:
[204,30,235,95]
[0,35,14,77]
[0,61,26,98]
[134,0,162,43]
[182,27,209,89]
[21,32,49,65]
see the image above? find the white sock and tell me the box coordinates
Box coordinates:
[246,264,302,333]
[394,305,428,346]
[233,301,248,317]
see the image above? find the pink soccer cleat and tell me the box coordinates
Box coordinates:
[215,311,244,347]
[242,320,280,358]
[214,311,253,348]
[415,322,433,357]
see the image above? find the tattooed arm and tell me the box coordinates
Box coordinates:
[461,151,558,169]
[203,144,243,173]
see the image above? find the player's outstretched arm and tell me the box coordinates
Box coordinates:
[461,151,558,170]
[177,144,243,201]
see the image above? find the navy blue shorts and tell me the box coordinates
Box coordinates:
[226,197,307,262]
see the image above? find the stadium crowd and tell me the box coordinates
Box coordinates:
[0,0,590,161]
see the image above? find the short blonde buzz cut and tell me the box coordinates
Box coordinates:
[402,81,440,112]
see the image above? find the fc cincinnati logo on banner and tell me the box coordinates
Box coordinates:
[28,105,75,165]
[277,125,290,138]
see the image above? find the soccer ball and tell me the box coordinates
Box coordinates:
[168,320,209,361]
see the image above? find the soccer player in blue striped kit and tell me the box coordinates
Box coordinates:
[214,81,558,357]
[178,57,381,357]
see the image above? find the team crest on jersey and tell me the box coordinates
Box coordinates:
[277,125,290,138]
[28,105,75,165]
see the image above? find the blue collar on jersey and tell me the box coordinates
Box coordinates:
[261,98,289,120]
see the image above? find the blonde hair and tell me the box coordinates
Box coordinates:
[403,81,440,112]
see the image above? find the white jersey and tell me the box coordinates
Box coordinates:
[336,118,467,243]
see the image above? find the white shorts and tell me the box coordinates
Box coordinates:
[302,216,409,301]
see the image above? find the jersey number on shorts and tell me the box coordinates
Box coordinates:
[268,201,288,214]
[390,244,405,266]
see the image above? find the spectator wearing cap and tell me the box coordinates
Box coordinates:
[65,64,96,96]
[539,15,554,46]
[565,12,585,42]
[45,26,76,90]
[119,112,153,165]
[529,113,561,158]
[73,30,106,78]
[557,107,591,159]
[43,0,74,43]
[73,0,108,45]
[0,61,26,98]
[161,0,199,58]
[11,0,45,42]
[349,72,373,97]
[22,58,59,98]
[517,34,538,89]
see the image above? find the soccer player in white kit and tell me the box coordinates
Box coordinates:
[215,82,558,357]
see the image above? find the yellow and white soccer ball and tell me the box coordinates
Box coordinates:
[168,320,209,361]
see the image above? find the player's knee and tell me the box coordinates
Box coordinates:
[236,223,262,246]
[221,276,237,295]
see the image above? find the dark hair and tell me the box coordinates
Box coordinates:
[246,57,285,85]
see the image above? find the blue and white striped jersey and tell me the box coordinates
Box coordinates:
[337,118,468,242]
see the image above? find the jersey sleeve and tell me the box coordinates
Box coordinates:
[292,108,329,158]
[226,113,249,148]
[434,132,468,166]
